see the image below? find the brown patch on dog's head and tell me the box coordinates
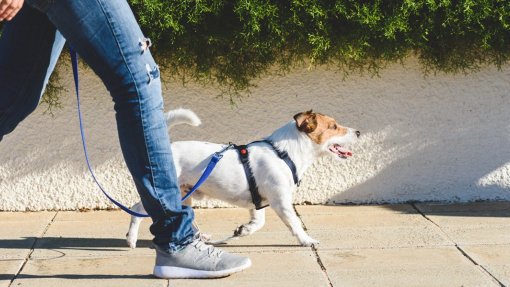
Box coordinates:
[294,110,348,144]
[294,110,318,133]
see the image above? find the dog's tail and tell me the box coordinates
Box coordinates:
[166,108,202,128]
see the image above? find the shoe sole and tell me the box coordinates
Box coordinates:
[153,259,252,279]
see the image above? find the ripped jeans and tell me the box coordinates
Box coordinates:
[0,1,195,252]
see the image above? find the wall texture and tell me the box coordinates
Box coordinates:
[0,57,509,211]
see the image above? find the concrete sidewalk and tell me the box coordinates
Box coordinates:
[1,202,509,287]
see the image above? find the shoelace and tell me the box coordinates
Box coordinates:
[192,238,223,257]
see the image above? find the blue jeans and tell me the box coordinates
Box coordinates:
[0,1,195,252]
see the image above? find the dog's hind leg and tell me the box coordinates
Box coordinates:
[234,208,266,237]
[126,201,146,248]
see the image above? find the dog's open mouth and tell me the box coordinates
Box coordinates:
[329,144,352,158]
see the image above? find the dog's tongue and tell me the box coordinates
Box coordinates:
[339,147,353,157]
[331,144,353,157]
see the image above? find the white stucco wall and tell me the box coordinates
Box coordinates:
[0,57,509,211]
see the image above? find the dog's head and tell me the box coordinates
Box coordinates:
[294,110,360,159]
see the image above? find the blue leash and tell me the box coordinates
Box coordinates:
[180,143,233,202]
[70,48,227,217]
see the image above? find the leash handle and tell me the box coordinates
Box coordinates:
[71,48,150,217]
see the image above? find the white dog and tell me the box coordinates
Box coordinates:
[126,109,359,247]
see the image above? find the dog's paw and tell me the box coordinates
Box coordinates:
[126,232,137,249]
[299,237,320,247]
[234,224,254,237]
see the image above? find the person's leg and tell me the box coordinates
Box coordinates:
[23,0,196,251]
[3,0,250,277]
[0,2,193,250]
[0,4,65,141]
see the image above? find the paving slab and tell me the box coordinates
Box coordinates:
[0,212,55,260]
[0,212,56,222]
[320,247,499,287]
[427,225,510,245]
[0,260,24,287]
[53,210,133,221]
[307,226,452,250]
[31,212,154,259]
[193,207,291,233]
[3,204,509,287]
[462,244,510,286]
[212,230,305,253]
[171,251,328,287]
[416,203,510,245]
[193,208,305,252]
[12,256,165,287]
[296,205,452,250]
[296,205,427,229]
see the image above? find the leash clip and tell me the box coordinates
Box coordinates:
[213,143,234,160]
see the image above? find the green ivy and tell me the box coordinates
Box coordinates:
[128,0,509,100]
[2,0,509,106]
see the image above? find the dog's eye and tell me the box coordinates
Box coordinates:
[330,124,337,130]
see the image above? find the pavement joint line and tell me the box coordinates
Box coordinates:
[293,206,334,287]
[454,246,506,287]
[8,211,59,287]
[410,204,506,287]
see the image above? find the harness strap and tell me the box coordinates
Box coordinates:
[260,139,300,186]
[234,145,268,210]
[249,139,300,186]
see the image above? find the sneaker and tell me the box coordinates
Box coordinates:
[153,235,252,279]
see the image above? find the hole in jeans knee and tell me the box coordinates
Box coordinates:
[145,64,160,85]
[139,37,152,54]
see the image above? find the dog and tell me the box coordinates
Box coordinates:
[126,109,359,247]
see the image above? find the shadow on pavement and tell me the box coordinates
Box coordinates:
[379,201,510,217]
[0,237,152,250]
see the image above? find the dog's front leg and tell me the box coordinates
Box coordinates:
[271,201,319,247]
[234,209,266,237]
[126,201,146,248]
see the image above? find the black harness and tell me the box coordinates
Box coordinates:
[234,139,300,210]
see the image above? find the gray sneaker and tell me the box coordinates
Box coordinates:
[153,236,251,279]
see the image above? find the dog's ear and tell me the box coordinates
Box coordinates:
[294,110,317,133]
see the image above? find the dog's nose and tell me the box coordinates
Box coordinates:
[355,131,361,138]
